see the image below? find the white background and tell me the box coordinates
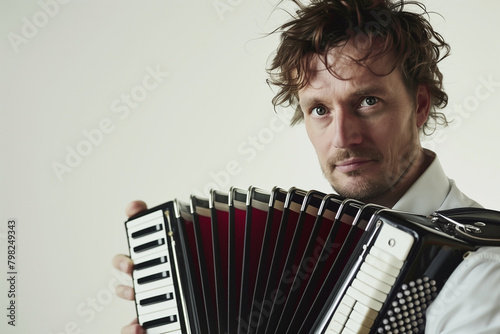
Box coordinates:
[1,0,499,333]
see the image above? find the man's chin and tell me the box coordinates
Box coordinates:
[328,176,388,202]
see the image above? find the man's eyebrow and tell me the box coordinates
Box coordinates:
[298,96,324,107]
[299,86,387,103]
[352,86,388,96]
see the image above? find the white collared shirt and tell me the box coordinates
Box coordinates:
[392,150,481,214]
[392,150,500,333]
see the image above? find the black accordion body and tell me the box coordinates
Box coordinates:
[124,186,500,334]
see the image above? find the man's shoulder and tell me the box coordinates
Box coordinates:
[439,178,482,210]
[393,150,482,214]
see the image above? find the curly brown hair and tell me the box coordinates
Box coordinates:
[267,0,450,135]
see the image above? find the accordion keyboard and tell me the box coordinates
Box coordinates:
[126,209,183,334]
[325,223,414,334]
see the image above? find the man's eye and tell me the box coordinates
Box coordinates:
[312,106,328,116]
[360,96,379,107]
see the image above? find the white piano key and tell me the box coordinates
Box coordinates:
[129,238,168,260]
[353,301,378,321]
[138,308,181,334]
[136,285,178,315]
[126,209,164,230]
[331,311,349,328]
[128,219,163,235]
[326,320,345,333]
[337,304,353,319]
[359,262,396,285]
[132,240,164,258]
[134,262,171,281]
[128,221,164,239]
[345,317,371,334]
[143,320,180,334]
[369,245,404,269]
[133,249,170,272]
[128,227,166,248]
[339,327,356,334]
[356,270,392,294]
[128,229,166,250]
[134,268,174,293]
[337,294,356,316]
[364,254,400,278]
[351,278,388,303]
[346,286,383,312]
[349,306,375,328]
[373,223,414,262]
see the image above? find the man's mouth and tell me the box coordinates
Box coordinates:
[334,158,374,173]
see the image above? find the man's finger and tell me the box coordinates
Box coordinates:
[115,284,135,301]
[112,254,134,275]
[121,318,145,334]
[126,201,148,218]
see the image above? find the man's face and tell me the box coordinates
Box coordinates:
[298,44,428,202]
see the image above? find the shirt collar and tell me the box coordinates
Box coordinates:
[392,150,451,216]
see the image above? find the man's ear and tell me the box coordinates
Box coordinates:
[415,84,431,128]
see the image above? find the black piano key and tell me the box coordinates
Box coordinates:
[143,315,178,329]
[132,224,163,239]
[133,239,165,253]
[140,292,174,306]
[134,256,168,271]
[137,271,170,285]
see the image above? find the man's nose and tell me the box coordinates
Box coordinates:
[329,108,363,148]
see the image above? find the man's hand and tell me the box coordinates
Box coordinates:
[112,200,148,334]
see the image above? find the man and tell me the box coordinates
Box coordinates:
[113,0,500,333]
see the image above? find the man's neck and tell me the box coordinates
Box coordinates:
[366,148,434,208]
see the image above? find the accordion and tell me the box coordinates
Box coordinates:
[124,186,500,334]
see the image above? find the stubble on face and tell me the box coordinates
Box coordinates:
[322,139,421,202]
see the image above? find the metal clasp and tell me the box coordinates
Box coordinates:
[432,213,483,235]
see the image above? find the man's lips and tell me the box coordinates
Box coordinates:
[334,158,374,173]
